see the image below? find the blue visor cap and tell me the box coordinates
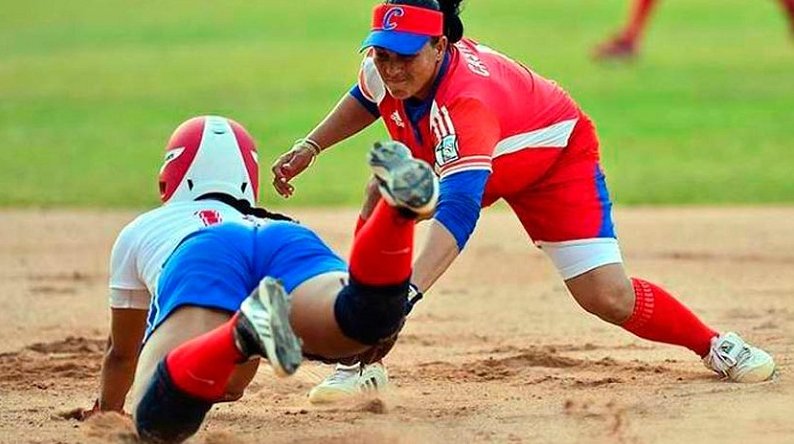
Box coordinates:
[360,30,431,56]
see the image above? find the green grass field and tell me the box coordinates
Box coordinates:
[1,0,792,208]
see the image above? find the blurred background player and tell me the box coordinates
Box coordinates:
[91,115,438,443]
[594,0,794,60]
[271,0,777,402]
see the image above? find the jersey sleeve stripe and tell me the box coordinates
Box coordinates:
[438,156,493,176]
[349,85,380,117]
[443,155,492,165]
[439,163,493,178]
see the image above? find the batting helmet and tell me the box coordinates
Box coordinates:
[159,116,259,205]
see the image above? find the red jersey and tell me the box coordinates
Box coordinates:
[357,38,583,198]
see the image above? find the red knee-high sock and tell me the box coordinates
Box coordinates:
[165,314,244,401]
[349,200,414,286]
[621,278,718,357]
[622,0,659,42]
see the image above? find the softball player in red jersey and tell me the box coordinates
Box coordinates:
[272,0,776,400]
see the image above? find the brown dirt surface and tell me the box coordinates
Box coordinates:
[0,207,792,443]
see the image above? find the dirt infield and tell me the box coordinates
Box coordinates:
[0,207,792,443]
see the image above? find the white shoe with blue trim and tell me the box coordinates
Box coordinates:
[308,363,389,404]
[702,332,775,382]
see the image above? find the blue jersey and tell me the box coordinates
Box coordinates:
[147,221,347,339]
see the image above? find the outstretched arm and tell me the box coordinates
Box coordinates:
[411,220,460,293]
[272,92,379,198]
[411,170,490,293]
[98,297,148,412]
[306,91,380,153]
[412,97,498,295]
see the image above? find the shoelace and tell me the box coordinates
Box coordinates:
[707,350,735,376]
[708,342,751,376]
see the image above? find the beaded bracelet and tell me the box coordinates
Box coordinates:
[296,138,322,156]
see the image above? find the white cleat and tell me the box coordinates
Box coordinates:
[368,141,439,218]
[307,363,389,404]
[702,332,776,382]
[235,277,303,377]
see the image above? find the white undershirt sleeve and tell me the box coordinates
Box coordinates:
[109,288,151,310]
[108,224,146,291]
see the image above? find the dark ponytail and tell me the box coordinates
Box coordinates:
[197,193,296,222]
[386,0,465,43]
[438,0,464,43]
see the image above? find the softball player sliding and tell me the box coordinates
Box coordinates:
[93,115,438,443]
[272,0,776,401]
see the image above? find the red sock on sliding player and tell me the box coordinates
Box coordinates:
[349,200,414,286]
[622,278,718,357]
[165,314,244,400]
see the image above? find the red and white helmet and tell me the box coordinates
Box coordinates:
[159,115,259,205]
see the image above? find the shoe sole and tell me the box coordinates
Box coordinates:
[733,357,776,383]
[308,387,359,405]
[369,143,439,216]
[240,277,303,377]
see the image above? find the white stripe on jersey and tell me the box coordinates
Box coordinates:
[439,106,456,135]
[430,114,443,142]
[429,101,445,142]
[493,118,578,157]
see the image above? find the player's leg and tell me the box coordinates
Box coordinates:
[777,0,794,33]
[305,193,414,403]
[354,177,383,233]
[275,200,419,360]
[130,307,251,442]
[566,264,775,382]
[298,141,437,401]
[622,0,658,44]
[291,140,437,357]
[509,114,775,382]
[594,0,660,60]
[132,278,301,443]
[131,223,302,443]
[309,188,394,404]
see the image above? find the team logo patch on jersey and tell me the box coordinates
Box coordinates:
[195,209,222,227]
[434,135,460,166]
